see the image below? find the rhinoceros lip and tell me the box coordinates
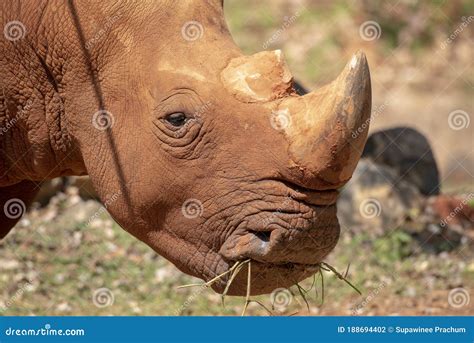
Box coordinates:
[219,228,338,264]
[246,259,320,271]
[259,177,339,206]
[238,259,321,275]
[296,190,339,206]
[209,259,320,295]
[218,203,339,263]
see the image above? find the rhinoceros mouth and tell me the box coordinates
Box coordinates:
[219,216,338,259]
[210,176,340,296]
[209,259,321,296]
[218,199,339,261]
[216,176,339,267]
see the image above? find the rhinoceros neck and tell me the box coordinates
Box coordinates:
[0,77,87,187]
[0,1,127,186]
[0,17,88,186]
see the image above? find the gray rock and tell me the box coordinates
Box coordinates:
[362,127,440,196]
[337,159,422,234]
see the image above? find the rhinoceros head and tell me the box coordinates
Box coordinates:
[73,1,371,295]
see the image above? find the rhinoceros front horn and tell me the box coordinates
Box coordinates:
[221,50,371,188]
[279,51,372,188]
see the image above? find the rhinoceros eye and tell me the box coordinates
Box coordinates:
[165,112,188,127]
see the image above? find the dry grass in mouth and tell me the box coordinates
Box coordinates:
[176,259,251,290]
[295,282,311,312]
[177,260,362,316]
[319,262,361,296]
[285,262,360,314]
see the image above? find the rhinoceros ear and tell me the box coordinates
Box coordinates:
[221,50,294,103]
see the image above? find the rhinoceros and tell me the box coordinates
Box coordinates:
[0,0,371,295]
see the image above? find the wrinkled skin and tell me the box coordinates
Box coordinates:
[0,1,371,295]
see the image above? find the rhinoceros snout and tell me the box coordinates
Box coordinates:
[219,203,339,266]
[212,208,339,296]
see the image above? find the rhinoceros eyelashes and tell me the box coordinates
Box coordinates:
[165,112,189,127]
[155,109,199,142]
[151,90,206,151]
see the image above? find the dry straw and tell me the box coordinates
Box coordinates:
[177,259,361,315]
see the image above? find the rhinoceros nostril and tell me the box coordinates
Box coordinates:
[253,230,271,243]
[246,231,271,255]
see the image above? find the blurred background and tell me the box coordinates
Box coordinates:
[1,0,473,315]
